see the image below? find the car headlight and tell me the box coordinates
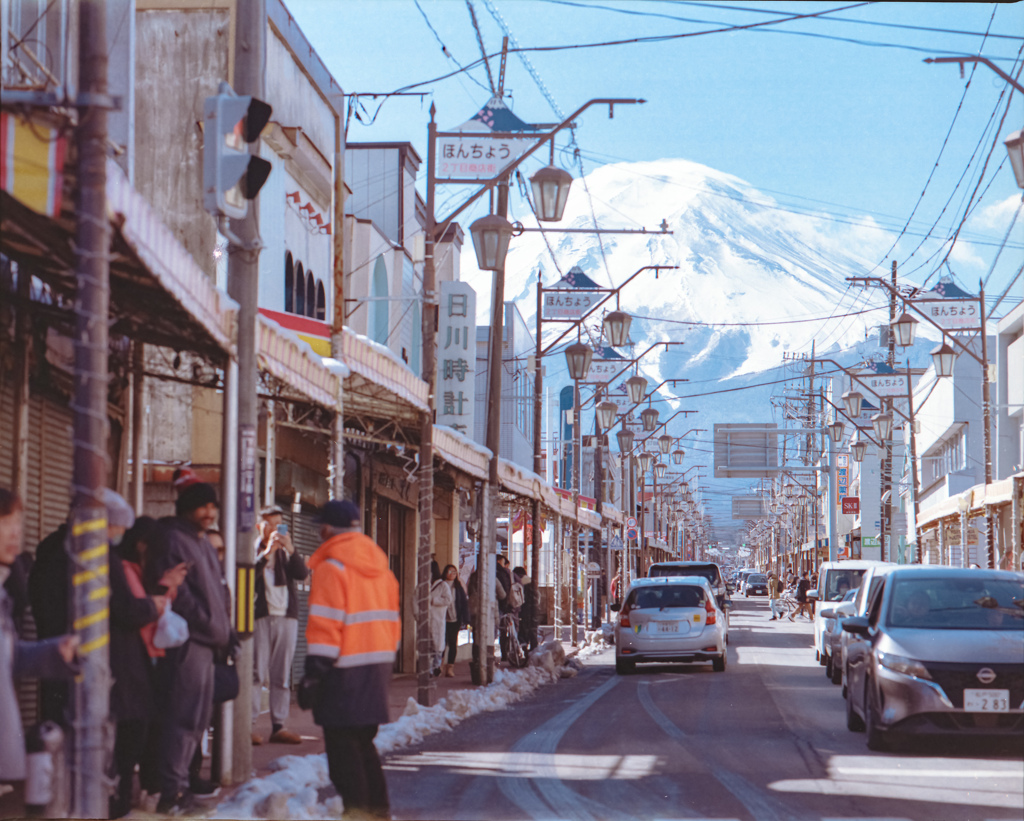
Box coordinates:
[877,651,931,679]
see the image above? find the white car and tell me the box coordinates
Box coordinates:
[811,560,894,668]
[612,576,729,675]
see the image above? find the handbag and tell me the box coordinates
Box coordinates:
[153,607,189,649]
[213,661,239,703]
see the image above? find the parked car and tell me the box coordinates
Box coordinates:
[648,561,729,612]
[744,573,768,597]
[612,577,729,675]
[811,560,893,667]
[843,566,1024,750]
[818,588,858,684]
[839,564,899,697]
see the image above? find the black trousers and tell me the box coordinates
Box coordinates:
[323,726,389,819]
[444,621,460,665]
[112,718,148,815]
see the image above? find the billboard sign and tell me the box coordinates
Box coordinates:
[841,497,860,515]
[437,281,476,436]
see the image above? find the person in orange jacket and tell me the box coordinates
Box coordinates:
[300,500,399,819]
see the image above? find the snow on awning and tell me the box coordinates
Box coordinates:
[916,473,1021,530]
[341,328,429,421]
[602,505,624,526]
[257,314,340,409]
[434,426,490,481]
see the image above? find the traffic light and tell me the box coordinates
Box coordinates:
[203,83,272,219]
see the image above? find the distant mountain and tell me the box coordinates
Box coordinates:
[460,158,940,543]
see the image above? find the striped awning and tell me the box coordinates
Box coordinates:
[341,328,429,423]
[257,315,340,408]
[434,427,490,481]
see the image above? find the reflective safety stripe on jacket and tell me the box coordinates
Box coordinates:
[306,536,400,669]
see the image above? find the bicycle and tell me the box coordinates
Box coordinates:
[776,588,800,619]
[499,611,527,669]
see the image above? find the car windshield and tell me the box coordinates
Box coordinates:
[825,568,866,602]
[628,586,705,609]
[748,575,767,584]
[887,576,1024,630]
[650,565,719,586]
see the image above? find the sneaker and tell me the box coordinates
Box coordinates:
[769,616,777,621]
[788,615,795,621]
[189,778,221,797]
[156,790,196,816]
[269,728,303,744]
[251,732,264,746]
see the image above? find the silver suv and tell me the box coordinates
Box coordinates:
[648,561,729,611]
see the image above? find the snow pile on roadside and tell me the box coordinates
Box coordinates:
[576,627,614,660]
[211,658,570,820]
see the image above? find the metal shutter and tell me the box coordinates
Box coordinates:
[286,508,320,688]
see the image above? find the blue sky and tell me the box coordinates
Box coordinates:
[288,0,1022,304]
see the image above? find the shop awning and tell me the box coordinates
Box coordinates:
[257,315,340,409]
[434,426,490,481]
[602,505,624,526]
[1,156,236,360]
[917,473,1022,530]
[341,328,428,426]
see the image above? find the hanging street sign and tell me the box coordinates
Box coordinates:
[435,98,543,182]
[837,453,849,498]
[855,370,910,397]
[541,288,608,320]
[913,298,981,331]
[437,281,477,436]
[581,359,623,384]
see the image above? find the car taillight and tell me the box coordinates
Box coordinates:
[620,603,631,628]
[705,598,716,625]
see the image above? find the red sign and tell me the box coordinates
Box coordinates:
[841,497,860,515]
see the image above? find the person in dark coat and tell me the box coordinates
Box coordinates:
[514,566,539,654]
[151,483,231,815]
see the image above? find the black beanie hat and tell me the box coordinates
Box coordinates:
[176,482,219,515]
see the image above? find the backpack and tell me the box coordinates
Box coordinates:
[508,581,525,609]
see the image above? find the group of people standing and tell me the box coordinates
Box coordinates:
[766,569,815,621]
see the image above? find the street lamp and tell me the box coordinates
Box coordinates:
[529,164,574,221]
[468,213,514,271]
[828,421,844,445]
[872,411,893,442]
[596,401,618,430]
[616,427,634,452]
[1005,129,1024,189]
[640,406,659,432]
[638,451,654,473]
[851,440,867,463]
[565,342,593,381]
[658,434,673,455]
[671,448,685,465]
[625,375,647,405]
[931,341,957,378]
[602,310,632,348]
[892,311,919,347]
[654,462,667,479]
[842,390,863,419]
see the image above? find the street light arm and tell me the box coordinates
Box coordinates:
[539,265,678,357]
[578,344,687,412]
[804,391,883,448]
[434,98,645,236]
[810,356,914,424]
[847,276,985,365]
[925,55,1024,94]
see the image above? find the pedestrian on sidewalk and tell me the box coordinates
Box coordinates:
[429,563,453,677]
[767,571,782,620]
[1,489,79,820]
[441,564,469,677]
[790,571,812,621]
[301,500,399,820]
[151,482,232,815]
[514,567,538,654]
[251,504,308,746]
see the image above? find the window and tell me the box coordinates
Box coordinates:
[306,270,315,318]
[295,262,306,316]
[284,252,326,319]
[316,281,326,321]
[284,252,294,313]
[370,255,389,345]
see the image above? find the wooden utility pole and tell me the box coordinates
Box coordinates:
[70,2,112,815]
[227,0,266,782]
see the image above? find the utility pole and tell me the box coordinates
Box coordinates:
[531,275,543,619]
[227,0,265,782]
[881,259,897,563]
[979,281,995,567]
[70,3,111,816]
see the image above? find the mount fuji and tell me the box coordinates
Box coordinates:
[459,157,940,543]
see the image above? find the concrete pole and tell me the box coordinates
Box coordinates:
[827,432,838,562]
[960,507,970,568]
[216,356,237,784]
[130,342,145,512]
[531,277,544,618]
[12,268,31,500]
[330,101,347,502]
[70,3,111,815]
[570,378,581,647]
[264,399,275,504]
[937,521,945,566]
[227,0,265,782]
[979,282,995,568]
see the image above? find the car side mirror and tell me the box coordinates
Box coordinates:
[807,590,820,601]
[841,616,870,635]
[610,603,621,612]
[819,608,836,620]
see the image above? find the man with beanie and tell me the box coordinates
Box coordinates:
[152,483,231,815]
[251,504,307,745]
[300,500,399,819]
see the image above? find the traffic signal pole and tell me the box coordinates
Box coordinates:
[227,0,266,783]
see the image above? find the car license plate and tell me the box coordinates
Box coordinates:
[964,689,1010,712]
[657,621,678,633]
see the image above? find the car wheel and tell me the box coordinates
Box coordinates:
[712,653,726,672]
[865,682,890,751]
[615,657,636,675]
[825,652,833,680]
[846,684,865,732]
[831,656,843,686]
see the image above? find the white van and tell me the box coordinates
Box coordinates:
[810,560,894,665]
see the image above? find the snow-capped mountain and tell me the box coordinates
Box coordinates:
[459,158,939,542]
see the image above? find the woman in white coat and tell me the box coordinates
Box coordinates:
[428,563,453,676]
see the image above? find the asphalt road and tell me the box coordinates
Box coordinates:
[384,596,1024,821]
